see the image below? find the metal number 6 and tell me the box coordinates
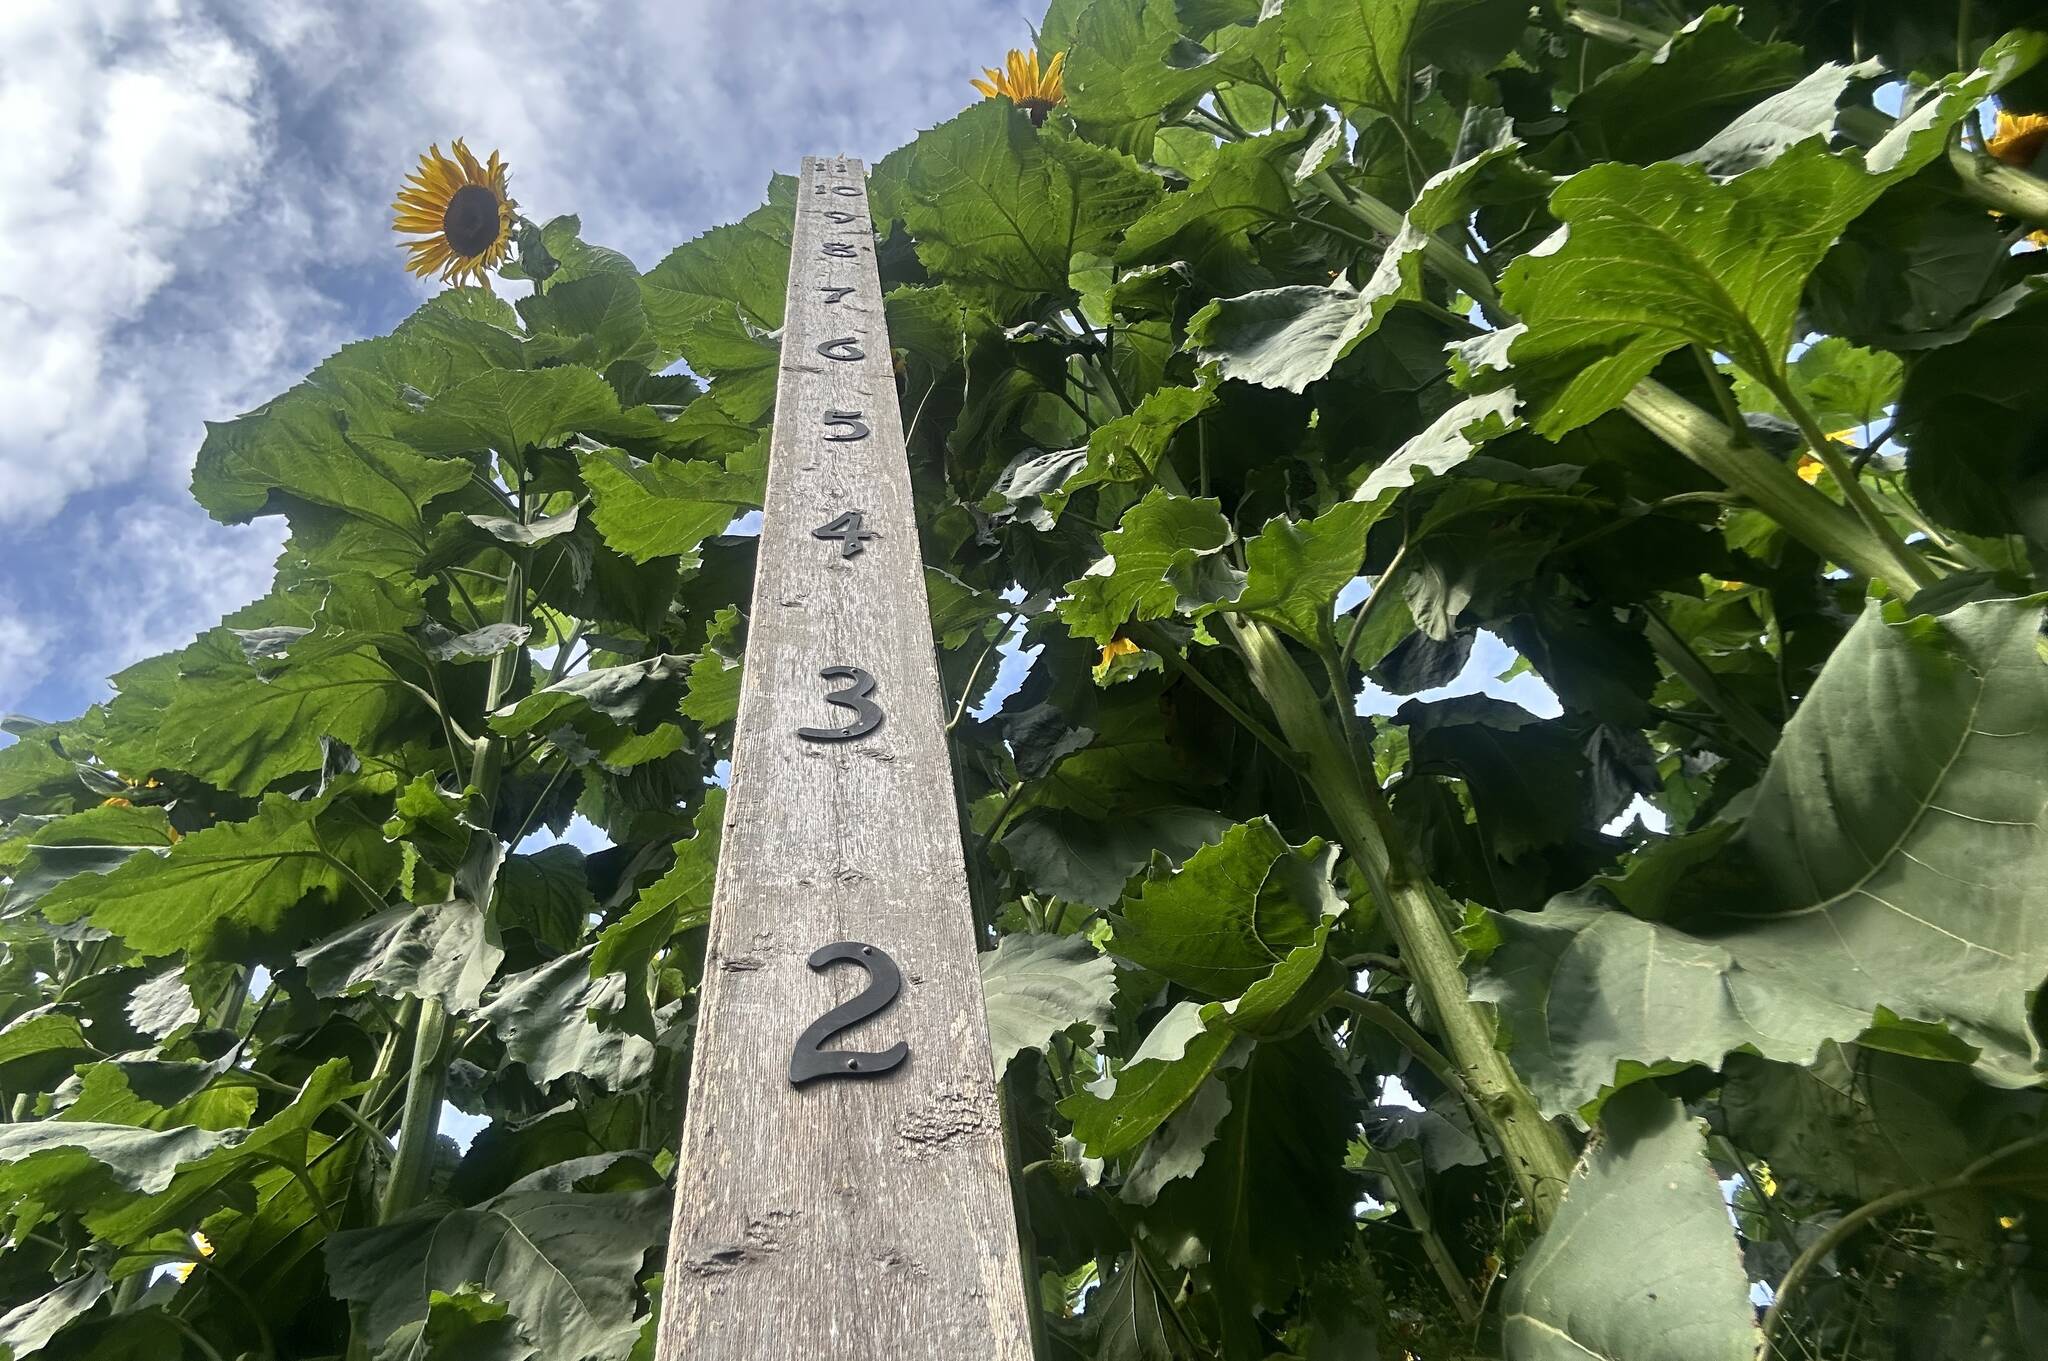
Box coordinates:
[789,942,910,1086]
[797,666,883,742]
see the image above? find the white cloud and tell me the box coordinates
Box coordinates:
[2,0,1037,716]
[0,0,271,522]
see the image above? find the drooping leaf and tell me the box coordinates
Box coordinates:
[0,1268,111,1359]
[1189,141,1524,392]
[1061,1002,1243,1158]
[1058,490,1240,646]
[296,895,502,1015]
[1475,599,2048,1112]
[479,948,655,1090]
[581,446,765,565]
[980,931,1118,1073]
[1110,819,1342,998]
[328,1184,664,1361]
[1001,805,1231,908]
[1223,501,1377,646]
[1502,1087,1760,1361]
[1502,43,2036,435]
[39,783,401,961]
[872,100,1161,312]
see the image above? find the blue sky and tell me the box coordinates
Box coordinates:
[1,0,1036,724]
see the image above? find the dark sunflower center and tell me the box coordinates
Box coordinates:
[1020,98,1052,127]
[442,184,501,257]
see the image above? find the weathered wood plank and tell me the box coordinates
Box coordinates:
[655,156,1034,1359]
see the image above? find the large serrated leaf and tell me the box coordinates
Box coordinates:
[1503,1087,1759,1361]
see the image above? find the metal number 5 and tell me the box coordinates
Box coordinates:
[821,409,869,441]
[789,942,909,1086]
[817,337,864,362]
[797,666,882,742]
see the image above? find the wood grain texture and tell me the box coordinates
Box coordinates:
[655,156,1034,1360]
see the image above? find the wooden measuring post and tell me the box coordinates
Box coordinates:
[654,156,1034,1358]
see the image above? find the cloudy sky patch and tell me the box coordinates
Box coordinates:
[1,0,1030,720]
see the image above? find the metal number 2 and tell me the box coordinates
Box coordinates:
[789,942,909,1086]
[821,409,869,441]
[797,666,882,742]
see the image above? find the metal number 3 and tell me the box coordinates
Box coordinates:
[789,942,909,1086]
[797,666,882,742]
[822,241,856,258]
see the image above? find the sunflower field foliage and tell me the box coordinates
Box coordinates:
[7,0,2048,1357]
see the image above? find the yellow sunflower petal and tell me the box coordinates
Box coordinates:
[1988,109,2048,168]
[392,139,517,287]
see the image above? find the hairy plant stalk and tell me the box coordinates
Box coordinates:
[1622,378,1936,588]
[375,540,527,1232]
[1224,615,1577,1221]
[1642,607,1780,760]
[1946,142,2048,227]
[1559,3,1668,51]
[375,997,451,1223]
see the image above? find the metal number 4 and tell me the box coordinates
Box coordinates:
[812,510,879,559]
[797,666,882,742]
[789,942,909,1086]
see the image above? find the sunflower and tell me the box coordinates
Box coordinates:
[972,49,1066,126]
[1988,109,2048,169]
[391,140,517,288]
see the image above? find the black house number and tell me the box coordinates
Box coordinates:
[789,942,909,1086]
[821,409,869,441]
[797,666,883,742]
[822,241,857,258]
[813,510,879,559]
[817,337,864,362]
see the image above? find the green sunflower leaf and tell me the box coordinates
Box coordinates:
[1057,490,1239,646]
[979,931,1118,1073]
[39,782,401,961]
[1474,599,2048,1114]
[1188,141,1523,392]
[1503,1087,1760,1361]
[872,99,1161,313]
[327,1184,665,1361]
[1110,818,1343,998]
[581,446,765,565]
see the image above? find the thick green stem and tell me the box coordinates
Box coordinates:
[1948,141,2048,228]
[1560,3,1668,51]
[1305,170,1510,324]
[375,997,451,1222]
[1224,615,1576,1221]
[1374,1142,1482,1323]
[1621,379,1936,589]
[1765,375,1940,591]
[1642,607,1779,761]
